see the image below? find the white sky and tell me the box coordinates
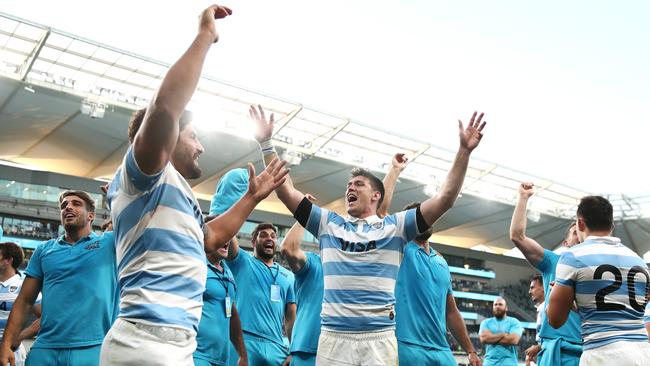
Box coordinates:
[4,0,650,194]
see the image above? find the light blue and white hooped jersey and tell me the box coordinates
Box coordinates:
[644,301,650,324]
[295,198,422,332]
[107,147,206,332]
[555,236,650,350]
[0,274,41,338]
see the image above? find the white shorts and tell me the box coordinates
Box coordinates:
[13,343,26,366]
[580,340,650,366]
[316,328,398,366]
[99,318,196,366]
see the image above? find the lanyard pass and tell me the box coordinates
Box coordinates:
[270,284,281,302]
[225,295,232,318]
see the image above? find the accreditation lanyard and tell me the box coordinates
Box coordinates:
[209,264,234,318]
[268,263,281,302]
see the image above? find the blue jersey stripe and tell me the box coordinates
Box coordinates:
[322,315,395,330]
[319,234,403,252]
[115,183,201,239]
[323,289,395,305]
[120,270,205,301]
[121,303,199,330]
[322,261,399,279]
[576,280,648,296]
[118,228,206,273]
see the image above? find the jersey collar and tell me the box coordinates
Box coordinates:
[584,236,621,245]
[0,273,21,287]
[57,231,99,245]
[347,215,381,224]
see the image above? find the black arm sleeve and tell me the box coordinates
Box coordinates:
[293,197,312,228]
[415,205,429,234]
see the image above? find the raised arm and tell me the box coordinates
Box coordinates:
[281,222,308,273]
[446,295,482,366]
[420,112,486,226]
[204,160,289,253]
[133,5,232,174]
[378,153,408,218]
[0,277,41,366]
[250,105,305,213]
[509,182,545,266]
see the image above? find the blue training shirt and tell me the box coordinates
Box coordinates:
[107,147,207,332]
[195,261,237,365]
[479,316,523,366]
[535,249,582,344]
[290,252,323,355]
[395,242,452,350]
[227,249,295,346]
[555,236,650,350]
[25,232,118,348]
[294,198,424,332]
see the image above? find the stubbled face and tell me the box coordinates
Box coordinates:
[563,224,580,247]
[59,195,94,232]
[493,299,507,318]
[254,228,277,261]
[345,176,379,217]
[207,239,230,264]
[0,255,11,272]
[529,280,544,305]
[172,124,204,180]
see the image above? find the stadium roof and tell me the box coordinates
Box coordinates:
[2,12,650,257]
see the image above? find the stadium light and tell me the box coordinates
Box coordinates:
[80,99,107,119]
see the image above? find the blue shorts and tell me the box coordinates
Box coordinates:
[26,344,102,366]
[397,341,456,366]
[290,351,316,366]
[243,332,289,366]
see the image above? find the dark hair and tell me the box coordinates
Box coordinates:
[531,274,543,286]
[59,190,96,212]
[564,222,577,240]
[0,242,24,272]
[577,196,613,232]
[100,218,112,232]
[350,168,385,209]
[128,108,193,144]
[403,202,433,241]
[251,223,277,242]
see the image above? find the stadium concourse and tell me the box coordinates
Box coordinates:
[1,10,650,366]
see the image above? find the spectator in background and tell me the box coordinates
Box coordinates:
[479,297,523,366]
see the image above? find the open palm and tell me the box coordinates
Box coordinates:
[249,104,274,142]
[458,111,486,151]
[246,158,288,202]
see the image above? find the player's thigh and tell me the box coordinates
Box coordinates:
[68,345,102,366]
[290,351,316,366]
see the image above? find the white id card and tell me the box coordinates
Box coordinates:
[270,284,281,302]
[225,295,232,318]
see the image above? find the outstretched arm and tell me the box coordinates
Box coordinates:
[446,295,481,366]
[250,105,305,213]
[509,182,545,266]
[133,5,232,175]
[204,159,289,253]
[420,112,485,227]
[378,153,409,218]
[281,222,308,273]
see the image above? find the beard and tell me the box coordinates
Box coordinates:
[493,310,506,319]
[256,245,275,261]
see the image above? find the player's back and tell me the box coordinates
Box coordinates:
[557,236,649,350]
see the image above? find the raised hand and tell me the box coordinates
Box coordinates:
[249,104,274,142]
[391,153,409,172]
[246,158,289,202]
[458,111,486,151]
[519,182,535,198]
[199,4,233,43]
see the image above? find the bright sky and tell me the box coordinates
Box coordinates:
[4,0,650,194]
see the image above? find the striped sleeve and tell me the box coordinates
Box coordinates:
[294,197,328,239]
[555,250,580,288]
[123,146,165,193]
[392,208,419,242]
[644,302,650,324]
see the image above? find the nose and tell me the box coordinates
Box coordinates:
[197,142,205,155]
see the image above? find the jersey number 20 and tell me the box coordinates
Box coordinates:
[593,265,649,312]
